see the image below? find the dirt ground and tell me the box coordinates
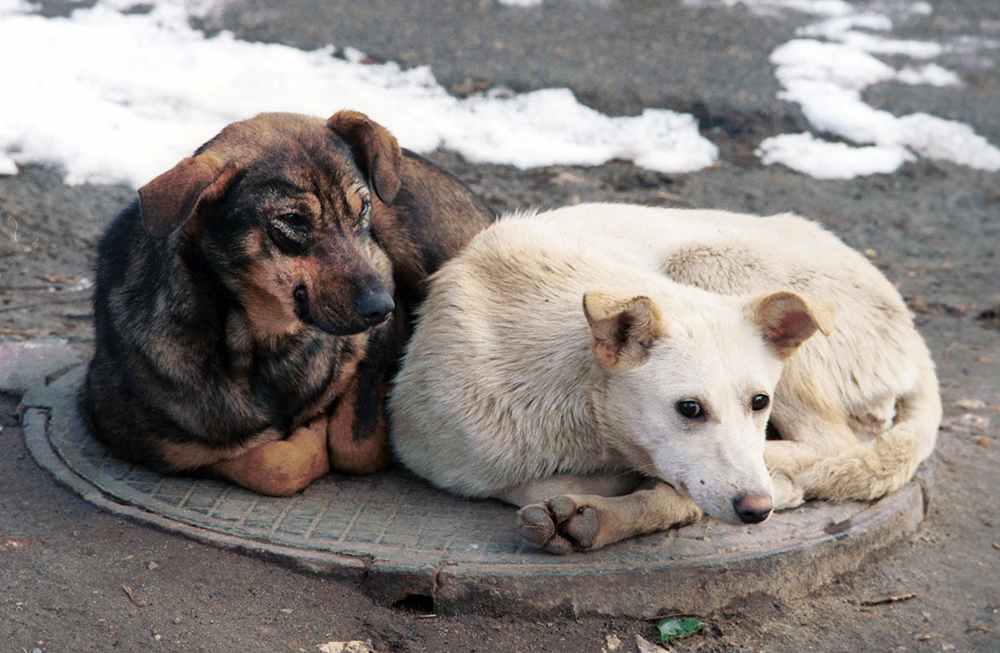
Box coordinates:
[2,139,999,652]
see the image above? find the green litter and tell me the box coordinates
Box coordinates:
[657,617,705,644]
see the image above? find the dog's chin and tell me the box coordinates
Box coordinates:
[674,480,746,525]
[295,302,366,337]
[700,495,774,525]
[310,317,372,337]
[691,496,745,525]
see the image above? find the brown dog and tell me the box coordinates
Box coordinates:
[82,110,492,496]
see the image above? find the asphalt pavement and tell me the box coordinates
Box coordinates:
[2,1,999,652]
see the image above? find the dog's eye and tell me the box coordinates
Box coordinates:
[278,212,311,234]
[751,394,770,411]
[268,213,312,253]
[676,400,704,419]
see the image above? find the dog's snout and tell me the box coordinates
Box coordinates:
[353,287,394,326]
[733,492,773,524]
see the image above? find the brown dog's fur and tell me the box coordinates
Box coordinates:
[82,110,492,496]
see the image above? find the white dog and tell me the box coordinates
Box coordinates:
[390,204,940,554]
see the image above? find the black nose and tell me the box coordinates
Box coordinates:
[733,493,773,524]
[353,287,394,326]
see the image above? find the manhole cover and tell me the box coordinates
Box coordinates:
[7,340,929,617]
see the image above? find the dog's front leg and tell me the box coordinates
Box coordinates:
[764,440,818,510]
[764,413,859,510]
[322,320,396,475]
[325,372,392,475]
[207,417,331,497]
[506,476,703,554]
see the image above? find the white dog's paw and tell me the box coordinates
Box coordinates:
[771,471,805,510]
[516,496,602,555]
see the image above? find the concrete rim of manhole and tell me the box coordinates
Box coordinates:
[6,339,931,618]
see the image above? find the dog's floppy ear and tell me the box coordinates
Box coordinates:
[138,153,238,238]
[747,291,836,359]
[327,110,402,204]
[583,291,665,370]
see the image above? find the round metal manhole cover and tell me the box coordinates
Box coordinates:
[10,340,929,617]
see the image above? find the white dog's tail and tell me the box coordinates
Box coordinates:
[799,358,941,502]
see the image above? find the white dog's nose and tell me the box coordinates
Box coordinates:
[733,492,773,524]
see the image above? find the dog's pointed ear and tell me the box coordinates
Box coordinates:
[138,153,238,238]
[747,291,836,359]
[327,110,402,204]
[583,291,665,370]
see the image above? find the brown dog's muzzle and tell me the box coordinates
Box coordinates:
[295,278,393,336]
[297,242,395,336]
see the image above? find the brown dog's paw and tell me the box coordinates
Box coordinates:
[516,497,601,555]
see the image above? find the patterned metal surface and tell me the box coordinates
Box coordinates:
[9,345,920,582]
[46,380,877,568]
[7,341,930,618]
[8,341,930,616]
[51,399,530,562]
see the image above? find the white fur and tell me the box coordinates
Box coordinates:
[390,204,940,553]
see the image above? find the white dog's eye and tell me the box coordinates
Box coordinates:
[751,394,770,411]
[676,400,704,419]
